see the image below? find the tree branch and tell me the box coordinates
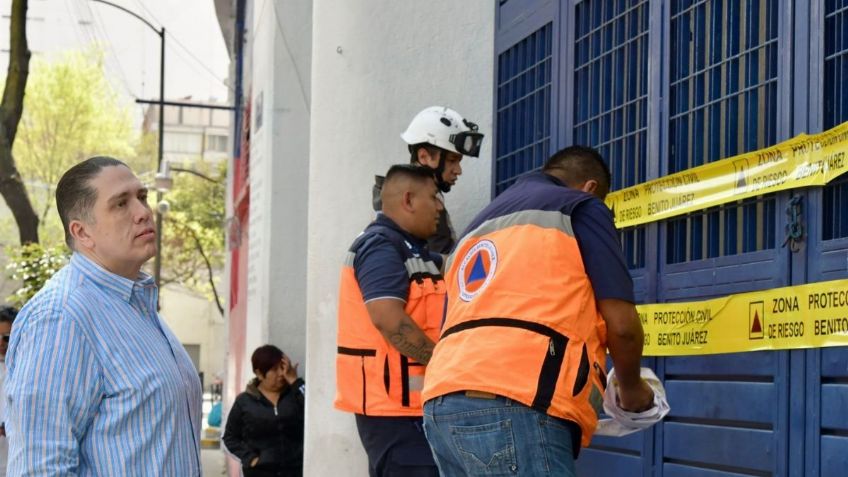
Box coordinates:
[166,218,224,316]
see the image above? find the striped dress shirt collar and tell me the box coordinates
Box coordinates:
[69,253,153,303]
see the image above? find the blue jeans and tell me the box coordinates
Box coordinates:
[423,393,577,476]
[355,414,439,477]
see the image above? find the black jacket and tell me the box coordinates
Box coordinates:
[223,378,305,476]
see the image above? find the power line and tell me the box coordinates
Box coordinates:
[86,1,137,98]
[165,32,233,93]
[130,0,232,93]
[130,0,164,26]
[248,0,268,44]
[63,0,88,46]
[271,1,310,111]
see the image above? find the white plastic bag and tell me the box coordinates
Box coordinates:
[594,367,670,437]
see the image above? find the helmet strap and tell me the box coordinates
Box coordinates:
[433,149,451,193]
[413,145,451,193]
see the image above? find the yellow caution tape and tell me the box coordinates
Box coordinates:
[607,121,848,228]
[638,279,848,356]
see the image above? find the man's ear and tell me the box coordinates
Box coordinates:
[401,190,415,212]
[69,219,94,250]
[579,179,599,195]
[416,148,439,168]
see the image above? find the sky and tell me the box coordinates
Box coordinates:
[0,0,231,119]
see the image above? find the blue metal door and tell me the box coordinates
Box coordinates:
[494,1,848,476]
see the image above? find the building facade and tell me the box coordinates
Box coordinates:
[143,99,231,166]
[219,1,848,475]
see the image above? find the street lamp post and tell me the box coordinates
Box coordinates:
[89,0,166,289]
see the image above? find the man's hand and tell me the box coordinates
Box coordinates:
[250,456,259,467]
[617,379,654,412]
[365,299,435,364]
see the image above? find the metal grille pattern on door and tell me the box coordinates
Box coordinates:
[667,0,779,263]
[573,0,649,269]
[495,23,553,195]
[824,1,848,240]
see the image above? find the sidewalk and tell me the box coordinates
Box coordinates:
[201,389,226,476]
[202,447,227,476]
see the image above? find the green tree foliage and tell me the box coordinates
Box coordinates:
[159,161,226,313]
[4,243,68,307]
[2,49,225,310]
[14,50,137,226]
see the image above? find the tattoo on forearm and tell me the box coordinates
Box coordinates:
[388,321,434,365]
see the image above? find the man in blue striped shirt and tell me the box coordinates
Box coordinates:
[4,157,202,476]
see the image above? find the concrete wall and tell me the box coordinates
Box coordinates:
[243,0,312,380]
[304,2,495,474]
[159,284,226,387]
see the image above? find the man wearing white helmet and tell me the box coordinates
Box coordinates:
[373,106,484,255]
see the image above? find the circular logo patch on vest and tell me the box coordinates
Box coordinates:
[458,240,498,302]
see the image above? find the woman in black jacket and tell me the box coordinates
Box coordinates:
[224,345,305,477]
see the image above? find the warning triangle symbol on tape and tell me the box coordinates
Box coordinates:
[737,171,747,189]
[751,310,762,333]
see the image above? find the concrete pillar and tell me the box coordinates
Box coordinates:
[305,2,494,474]
[246,0,312,371]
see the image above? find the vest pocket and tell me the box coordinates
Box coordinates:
[407,279,446,343]
[571,344,590,396]
[383,356,391,394]
[337,346,376,415]
[441,318,569,414]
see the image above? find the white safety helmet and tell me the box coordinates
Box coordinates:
[401,106,484,157]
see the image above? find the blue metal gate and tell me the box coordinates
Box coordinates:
[493,1,848,475]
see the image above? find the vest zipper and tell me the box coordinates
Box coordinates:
[400,355,410,407]
[384,356,391,394]
[594,362,607,390]
[361,356,367,415]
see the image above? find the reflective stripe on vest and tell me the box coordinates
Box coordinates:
[445,209,576,272]
[423,204,608,448]
[335,224,445,417]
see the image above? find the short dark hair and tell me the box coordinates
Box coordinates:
[56,156,129,248]
[251,344,284,377]
[384,163,437,185]
[543,145,612,197]
[0,306,17,325]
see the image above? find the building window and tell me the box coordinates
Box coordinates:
[494,23,553,195]
[823,0,848,240]
[163,132,204,154]
[574,0,649,269]
[667,0,779,263]
[207,135,228,152]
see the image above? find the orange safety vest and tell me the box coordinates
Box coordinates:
[335,221,445,417]
[422,192,609,448]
